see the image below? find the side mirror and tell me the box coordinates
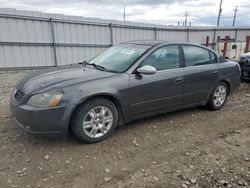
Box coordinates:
[137,65,156,75]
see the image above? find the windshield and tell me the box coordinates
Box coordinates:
[88,44,151,73]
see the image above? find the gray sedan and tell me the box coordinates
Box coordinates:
[239,52,250,81]
[10,41,241,143]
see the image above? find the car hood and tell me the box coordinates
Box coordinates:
[241,52,250,58]
[17,65,114,94]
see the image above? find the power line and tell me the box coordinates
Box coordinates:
[184,12,190,27]
[232,5,239,27]
[123,5,126,22]
[217,0,223,26]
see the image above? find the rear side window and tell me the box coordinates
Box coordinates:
[183,45,210,67]
[210,51,218,64]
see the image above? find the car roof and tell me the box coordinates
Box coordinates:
[122,40,218,54]
[122,40,206,47]
[122,40,166,46]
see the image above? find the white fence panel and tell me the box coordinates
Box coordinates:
[0,18,52,42]
[0,8,249,69]
[189,30,215,44]
[0,46,54,67]
[113,27,155,44]
[157,30,187,42]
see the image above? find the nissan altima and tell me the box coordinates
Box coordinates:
[10,41,241,143]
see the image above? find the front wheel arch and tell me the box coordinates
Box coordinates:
[68,95,124,133]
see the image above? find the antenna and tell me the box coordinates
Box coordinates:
[217,0,223,26]
[232,5,239,27]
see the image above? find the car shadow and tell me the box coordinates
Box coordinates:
[11,106,208,146]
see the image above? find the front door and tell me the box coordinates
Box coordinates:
[128,45,184,118]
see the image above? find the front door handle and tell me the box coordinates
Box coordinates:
[175,77,183,83]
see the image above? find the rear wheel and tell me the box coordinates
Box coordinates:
[71,98,118,143]
[207,82,228,110]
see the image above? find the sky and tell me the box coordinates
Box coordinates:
[0,0,249,26]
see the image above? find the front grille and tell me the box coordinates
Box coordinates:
[14,89,25,103]
[240,57,250,66]
[245,59,250,66]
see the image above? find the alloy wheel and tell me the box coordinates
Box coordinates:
[82,106,113,138]
[213,85,227,107]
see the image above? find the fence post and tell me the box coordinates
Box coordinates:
[245,35,250,53]
[186,28,190,42]
[234,28,238,42]
[212,28,217,50]
[50,18,58,66]
[154,27,157,40]
[205,36,209,47]
[109,23,113,46]
[223,36,230,58]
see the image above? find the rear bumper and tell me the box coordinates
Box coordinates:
[10,100,75,134]
[231,76,241,93]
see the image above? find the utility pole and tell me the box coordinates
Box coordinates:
[184,12,189,27]
[123,5,126,21]
[232,5,238,27]
[217,0,223,26]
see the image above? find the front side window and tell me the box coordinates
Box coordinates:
[140,45,180,71]
[183,45,210,67]
[89,44,151,73]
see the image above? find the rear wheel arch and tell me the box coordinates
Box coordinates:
[220,80,231,94]
[206,80,230,104]
[211,80,231,95]
[207,81,229,110]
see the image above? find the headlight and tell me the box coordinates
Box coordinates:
[26,92,63,108]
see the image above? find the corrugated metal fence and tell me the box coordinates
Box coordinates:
[0,8,250,69]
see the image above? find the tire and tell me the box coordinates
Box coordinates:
[71,98,118,143]
[207,82,229,110]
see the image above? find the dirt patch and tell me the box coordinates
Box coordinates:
[0,70,250,188]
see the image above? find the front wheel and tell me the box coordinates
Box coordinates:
[71,98,118,143]
[207,82,228,110]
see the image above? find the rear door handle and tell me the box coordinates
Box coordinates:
[212,70,218,75]
[175,77,183,83]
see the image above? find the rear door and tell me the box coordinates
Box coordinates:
[128,45,184,117]
[181,45,219,106]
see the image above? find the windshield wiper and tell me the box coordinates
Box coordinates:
[79,61,106,71]
[78,60,87,65]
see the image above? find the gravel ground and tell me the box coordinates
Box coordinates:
[0,70,250,188]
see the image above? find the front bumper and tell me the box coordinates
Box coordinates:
[10,100,75,134]
[240,62,250,80]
